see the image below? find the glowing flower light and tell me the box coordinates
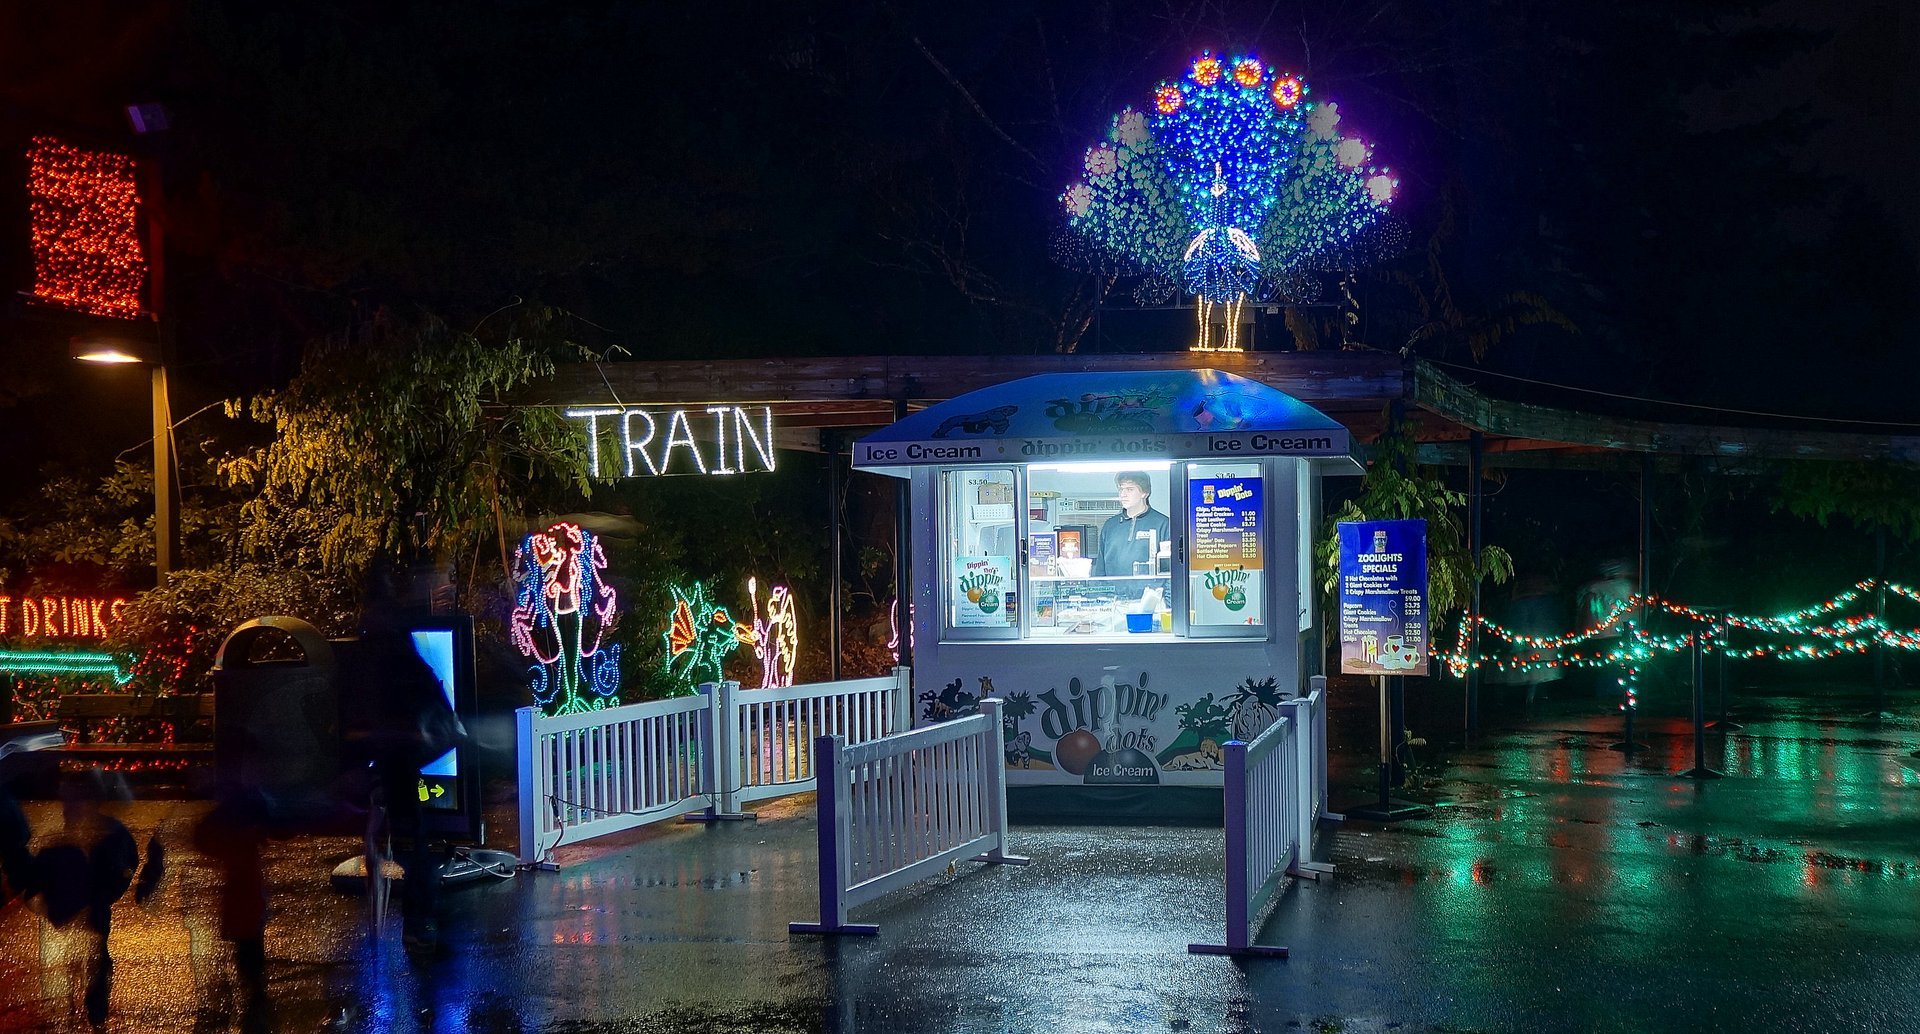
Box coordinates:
[1191,55,1224,86]
[1154,84,1184,114]
[1085,145,1118,178]
[1062,183,1094,216]
[1232,59,1265,88]
[1271,77,1304,109]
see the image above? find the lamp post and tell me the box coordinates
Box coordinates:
[71,335,173,586]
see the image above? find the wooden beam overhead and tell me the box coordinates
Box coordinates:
[1415,362,1920,464]
[519,350,1413,410]
[518,349,1916,466]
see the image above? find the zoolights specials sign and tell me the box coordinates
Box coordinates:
[565,405,778,478]
[1336,519,1428,675]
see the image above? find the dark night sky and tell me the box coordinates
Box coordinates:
[2,0,1917,488]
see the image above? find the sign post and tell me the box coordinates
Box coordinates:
[1337,519,1429,822]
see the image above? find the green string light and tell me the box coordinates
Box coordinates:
[0,649,132,684]
[1437,578,1920,680]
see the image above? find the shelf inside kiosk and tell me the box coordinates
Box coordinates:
[1030,573,1173,637]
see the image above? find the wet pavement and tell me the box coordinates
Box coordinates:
[4,682,1919,1033]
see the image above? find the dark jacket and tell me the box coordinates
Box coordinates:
[1097,507,1172,577]
[337,631,465,773]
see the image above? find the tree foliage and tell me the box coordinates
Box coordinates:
[1315,413,1512,618]
[1772,460,1920,543]
[220,306,598,581]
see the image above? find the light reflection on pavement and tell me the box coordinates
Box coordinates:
[1,685,1917,1032]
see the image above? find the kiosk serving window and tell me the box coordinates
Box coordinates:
[1027,461,1174,640]
[937,459,1276,644]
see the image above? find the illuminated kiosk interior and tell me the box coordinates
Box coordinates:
[854,369,1357,816]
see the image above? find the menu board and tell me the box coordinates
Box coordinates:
[1188,472,1264,626]
[1337,519,1428,674]
[952,555,1013,627]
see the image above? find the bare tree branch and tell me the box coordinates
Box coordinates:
[909,35,1048,172]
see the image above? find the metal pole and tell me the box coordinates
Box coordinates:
[1873,528,1887,717]
[827,432,843,681]
[1466,431,1484,734]
[1680,629,1723,779]
[1376,675,1391,808]
[1709,612,1741,731]
[892,400,914,673]
[1638,453,1653,620]
[1389,674,1407,788]
[151,363,173,586]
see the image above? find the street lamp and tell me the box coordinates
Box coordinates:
[71,333,174,586]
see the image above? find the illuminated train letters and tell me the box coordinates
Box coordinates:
[565,405,778,478]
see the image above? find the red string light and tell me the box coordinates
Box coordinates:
[26,136,148,319]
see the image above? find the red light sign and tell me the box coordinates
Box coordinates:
[26,137,149,319]
[0,595,128,640]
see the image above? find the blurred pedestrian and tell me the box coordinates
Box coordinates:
[339,563,466,952]
[1576,559,1636,700]
[1495,573,1566,712]
[23,771,163,1025]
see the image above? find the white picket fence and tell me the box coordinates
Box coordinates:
[1189,676,1337,957]
[789,697,1028,936]
[515,668,911,867]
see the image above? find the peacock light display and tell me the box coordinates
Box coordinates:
[1058,53,1401,351]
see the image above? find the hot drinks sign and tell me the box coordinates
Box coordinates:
[1337,520,1428,675]
[0,593,128,640]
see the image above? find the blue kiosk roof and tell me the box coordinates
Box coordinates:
[852,369,1353,476]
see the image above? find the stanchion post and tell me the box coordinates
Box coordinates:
[1348,677,1426,822]
[1679,629,1724,779]
[1708,612,1742,731]
[788,734,877,936]
[1282,697,1333,879]
[1388,674,1407,788]
[1375,676,1390,806]
[973,699,1027,866]
[688,680,755,822]
[515,706,555,870]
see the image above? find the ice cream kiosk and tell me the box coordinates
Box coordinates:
[853,369,1358,814]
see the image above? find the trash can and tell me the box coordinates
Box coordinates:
[212,616,340,820]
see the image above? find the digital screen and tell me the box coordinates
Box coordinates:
[410,628,459,809]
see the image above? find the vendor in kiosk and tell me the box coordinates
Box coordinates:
[1096,470,1173,578]
[853,369,1358,814]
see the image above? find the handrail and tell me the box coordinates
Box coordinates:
[515,667,913,867]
